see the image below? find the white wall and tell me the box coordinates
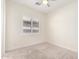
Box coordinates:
[47,2,78,52]
[6,0,46,51]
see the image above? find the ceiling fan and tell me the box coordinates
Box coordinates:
[35,0,56,7]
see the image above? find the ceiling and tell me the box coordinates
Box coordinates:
[11,0,76,13]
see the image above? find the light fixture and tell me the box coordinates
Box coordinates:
[43,0,48,5]
[35,0,56,7]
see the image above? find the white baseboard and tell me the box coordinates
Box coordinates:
[48,42,77,53]
[5,41,77,53]
[5,41,45,52]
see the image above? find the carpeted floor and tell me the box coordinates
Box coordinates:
[3,43,77,59]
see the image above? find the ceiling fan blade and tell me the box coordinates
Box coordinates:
[47,4,50,7]
[49,0,56,1]
[35,2,41,5]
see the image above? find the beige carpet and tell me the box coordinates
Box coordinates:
[3,43,77,59]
